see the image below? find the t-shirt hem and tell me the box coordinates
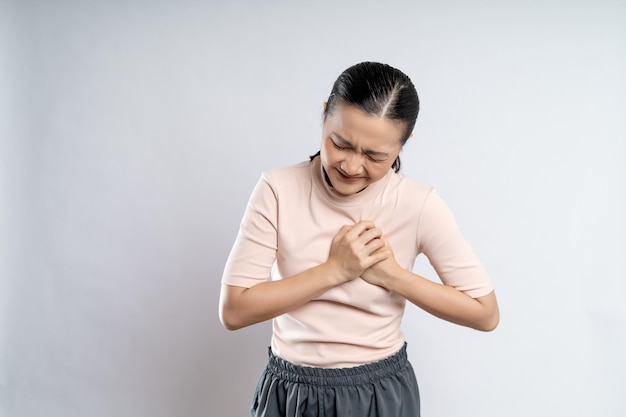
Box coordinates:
[220,277,262,288]
[464,286,495,299]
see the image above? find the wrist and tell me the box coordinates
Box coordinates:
[318,261,351,286]
[379,264,409,291]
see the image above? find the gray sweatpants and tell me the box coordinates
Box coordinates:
[251,343,420,417]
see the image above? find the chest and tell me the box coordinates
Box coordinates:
[275,195,420,277]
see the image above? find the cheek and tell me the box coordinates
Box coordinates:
[370,159,396,178]
[321,141,339,164]
[368,164,387,179]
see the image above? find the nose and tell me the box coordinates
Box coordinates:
[342,152,364,176]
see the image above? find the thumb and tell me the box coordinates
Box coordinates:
[338,224,353,235]
[333,224,352,242]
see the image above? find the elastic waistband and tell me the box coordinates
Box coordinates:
[265,343,410,387]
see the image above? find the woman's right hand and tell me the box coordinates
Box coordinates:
[220,220,390,330]
[326,221,390,283]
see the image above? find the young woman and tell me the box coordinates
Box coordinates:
[219,62,499,417]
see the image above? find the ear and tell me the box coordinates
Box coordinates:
[323,102,327,112]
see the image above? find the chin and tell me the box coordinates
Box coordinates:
[332,179,369,195]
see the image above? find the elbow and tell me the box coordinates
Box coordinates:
[477,310,500,332]
[221,321,243,331]
[219,316,239,331]
[478,317,499,332]
[472,290,499,332]
[219,307,246,331]
[219,284,250,331]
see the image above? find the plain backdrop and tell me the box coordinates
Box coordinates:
[1,1,625,416]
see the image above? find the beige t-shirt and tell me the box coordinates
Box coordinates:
[222,157,493,367]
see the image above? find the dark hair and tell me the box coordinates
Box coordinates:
[311,62,419,172]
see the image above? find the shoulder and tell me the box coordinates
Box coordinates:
[265,160,312,178]
[262,160,314,191]
[384,173,458,228]
[242,162,313,223]
[386,171,435,207]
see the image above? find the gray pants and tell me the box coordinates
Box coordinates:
[251,343,420,417]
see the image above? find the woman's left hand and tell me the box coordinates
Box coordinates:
[360,237,402,289]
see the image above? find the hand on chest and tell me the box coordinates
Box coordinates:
[276,203,418,277]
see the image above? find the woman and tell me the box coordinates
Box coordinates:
[219,62,499,417]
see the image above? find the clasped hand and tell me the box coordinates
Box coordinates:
[327,220,399,288]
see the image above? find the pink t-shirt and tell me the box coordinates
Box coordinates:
[222,157,493,367]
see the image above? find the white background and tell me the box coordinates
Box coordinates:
[1,1,625,416]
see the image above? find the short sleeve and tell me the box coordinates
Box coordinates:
[416,189,493,298]
[221,173,278,288]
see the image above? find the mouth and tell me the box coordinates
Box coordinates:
[336,168,364,183]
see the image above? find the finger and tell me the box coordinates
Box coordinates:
[358,227,383,244]
[338,224,353,235]
[333,224,352,241]
[381,237,394,252]
[346,221,376,239]
[362,247,390,269]
[363,236,385,255]
[369,247,391,264]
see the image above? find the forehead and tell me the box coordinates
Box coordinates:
[324,103,404,150]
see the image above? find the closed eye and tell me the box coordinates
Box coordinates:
[331,141,350,151]
[365,153,388,162]
[329,136,390,162]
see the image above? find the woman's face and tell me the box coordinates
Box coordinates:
[320,102,405,196]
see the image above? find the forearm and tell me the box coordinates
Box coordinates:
[219,262,344,330]
[381,267,499,331]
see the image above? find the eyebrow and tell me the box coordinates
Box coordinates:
[332,134,390,158]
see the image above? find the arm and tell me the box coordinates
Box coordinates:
[361,188,499,331]
[220,221,389,330]
[219,263,342,331]
[361,247,499,331]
